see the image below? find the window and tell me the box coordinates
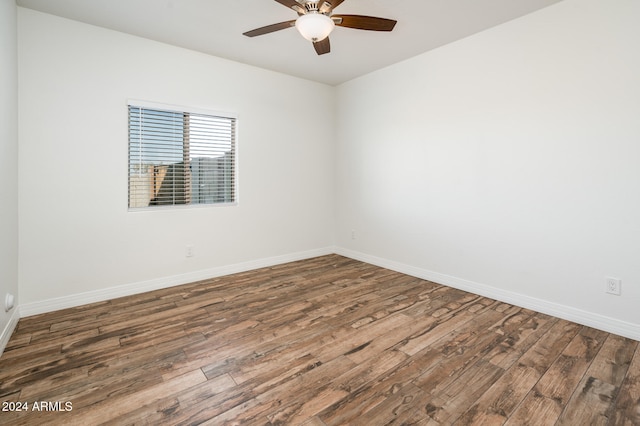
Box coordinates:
[128,102,236,209]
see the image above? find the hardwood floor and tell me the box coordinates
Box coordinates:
[1,255,638,425]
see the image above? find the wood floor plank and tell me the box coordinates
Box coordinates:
[507,325,609,425]
[65,369,208,426]
[318,308,507,425]
[484,311,557,370]
[18,333,203,406]
[454,363,540,425]
[0,254,637,426]
[354,382,427,425]
[612,343,640,425]
[300,416,328,426]
[557,334,637,425]
[417,360,506,424]
[503,391,564,426]
[454,318,578,425]
[533,326,608,402]
[411,307,536,398]
[511,319,582,375]
[199,395,272,425]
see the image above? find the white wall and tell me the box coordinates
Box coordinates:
[335,0,640,337]
[18,8,335,307]
[0,0,20,351]
[13,0,640,341]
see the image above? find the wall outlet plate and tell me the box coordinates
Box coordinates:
[5,293,15,312]
[605,277,621,295]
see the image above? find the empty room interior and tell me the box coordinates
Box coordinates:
[1,0,639,424]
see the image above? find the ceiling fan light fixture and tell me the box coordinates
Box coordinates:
[295,12,335,42]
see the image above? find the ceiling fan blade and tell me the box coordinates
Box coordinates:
[273,0,299,9]
[243,20,296,37]
[313,37,331,55]
[325,0,346,12]
[333,15,397,31]
[273,0,305,14]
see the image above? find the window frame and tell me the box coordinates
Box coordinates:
[127,99,238,211]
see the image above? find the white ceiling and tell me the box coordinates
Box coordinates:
[16,0,564,86]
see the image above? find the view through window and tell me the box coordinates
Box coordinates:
[128,103,236,209]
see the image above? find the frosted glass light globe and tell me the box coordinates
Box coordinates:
[295,13,335,42]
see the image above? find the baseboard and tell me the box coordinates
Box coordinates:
[335,247,640,342]
[19,247,334,318]
[0,307,21,357]
[15,245,640,342]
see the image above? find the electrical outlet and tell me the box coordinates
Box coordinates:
[605,277,621,295]
[186,245,194,258]
[5,293,14,312]
[351,230,356,240]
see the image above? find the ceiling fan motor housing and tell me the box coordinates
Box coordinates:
[303,2,319,13]
[300,1,333,15]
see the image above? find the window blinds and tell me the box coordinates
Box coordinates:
[128,104,236,209]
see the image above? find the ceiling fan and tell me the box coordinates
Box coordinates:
[243,0,397,55]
